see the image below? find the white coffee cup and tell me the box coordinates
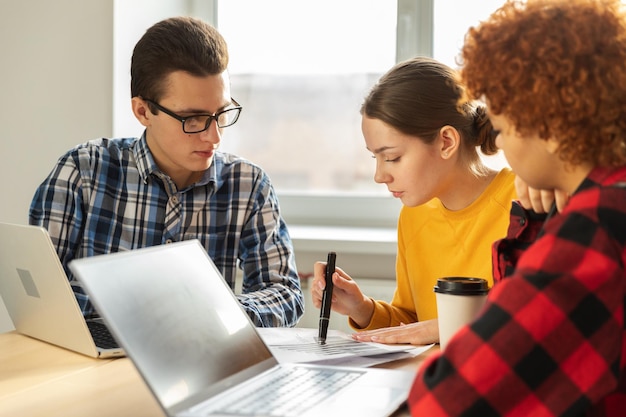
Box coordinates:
[434,277,489,350]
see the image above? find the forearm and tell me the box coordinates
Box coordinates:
[238,215,304,326]
[349,298,417,331]
[237,280,303,327]
[238,250,303,327]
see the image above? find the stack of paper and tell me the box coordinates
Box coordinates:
[257,327,435,367]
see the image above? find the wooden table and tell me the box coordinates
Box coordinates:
[0,331,437,417]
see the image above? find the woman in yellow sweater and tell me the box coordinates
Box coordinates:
[311,57,516,345]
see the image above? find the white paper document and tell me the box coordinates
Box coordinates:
[257,327,435,367]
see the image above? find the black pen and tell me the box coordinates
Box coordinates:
[318,251,336,345]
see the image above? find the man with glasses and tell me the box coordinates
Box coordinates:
[29,16,304,327]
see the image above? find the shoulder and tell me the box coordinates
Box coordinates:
[214,151,268,180]
[50,138,137,175]
[212,152,275,197]
[572,166,626,214]
[53,138,140,184]
[494,167,516,186]
[65,138,138,161]
[489,167,517,203]
[567,167,626,232]
[544,167,626,252]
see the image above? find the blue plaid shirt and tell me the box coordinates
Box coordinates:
[29,134,304,327]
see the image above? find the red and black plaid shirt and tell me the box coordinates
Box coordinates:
[409,166,626,416]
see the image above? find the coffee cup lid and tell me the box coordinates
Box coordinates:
[434,277,489,295]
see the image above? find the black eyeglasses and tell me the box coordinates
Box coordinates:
[144,98,242,133]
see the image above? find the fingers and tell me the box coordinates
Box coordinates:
[555,189,569,212]
[534,189,555,213]
[353,326,410,345]
[515,175,568,214]
[352,320,439,346]
[514,176,531,209]
[310,262,326,309]
[310,262,355,310]
[523,185,554,213]
[353,328,403,344]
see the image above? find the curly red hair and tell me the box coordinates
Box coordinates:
[460,0,626,167]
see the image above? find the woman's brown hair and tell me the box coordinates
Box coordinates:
[361,56,498,157]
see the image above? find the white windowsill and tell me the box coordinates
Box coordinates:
[289,225,397,255]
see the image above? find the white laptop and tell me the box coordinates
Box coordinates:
[0,222,124,358]
[69,239,415,417]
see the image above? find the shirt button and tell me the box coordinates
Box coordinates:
[171,196,179,204]
[519,218,526,226]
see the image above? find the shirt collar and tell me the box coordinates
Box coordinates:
[574,165,626,195]
[132,131,217,192]
[133,132,159,184]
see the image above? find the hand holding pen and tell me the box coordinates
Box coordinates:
[311,257,376,331]
[317,251,336,345]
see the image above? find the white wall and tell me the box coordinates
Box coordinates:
[0,0,114,225]
[0,0,115,332]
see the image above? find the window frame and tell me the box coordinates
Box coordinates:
[199,0,433,229]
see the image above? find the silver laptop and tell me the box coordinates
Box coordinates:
[69,240,415,417]
[0,222,124,358]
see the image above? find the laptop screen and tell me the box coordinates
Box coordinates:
[69,241,275,409]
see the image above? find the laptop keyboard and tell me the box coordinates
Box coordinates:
[196,366,364,416]
[86,320,120,349]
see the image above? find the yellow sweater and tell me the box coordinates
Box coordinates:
[355,168,516,330]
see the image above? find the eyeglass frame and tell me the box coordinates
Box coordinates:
[142,97,242,133]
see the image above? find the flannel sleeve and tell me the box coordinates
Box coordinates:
[492,201,547,283]
[235,172,304,328]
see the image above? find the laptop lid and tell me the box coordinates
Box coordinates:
[69,240,414,417]
[0,222,124,358]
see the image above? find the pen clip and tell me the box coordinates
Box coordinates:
[325,251,336,286]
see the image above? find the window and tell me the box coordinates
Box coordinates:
[219,0,397,198]
[113,0,509,228]
[433,0,509,69]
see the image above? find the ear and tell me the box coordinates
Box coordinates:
[131,97,151,127]
[438,125,461,159]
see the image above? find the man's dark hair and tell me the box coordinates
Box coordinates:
[130,16,229,101]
